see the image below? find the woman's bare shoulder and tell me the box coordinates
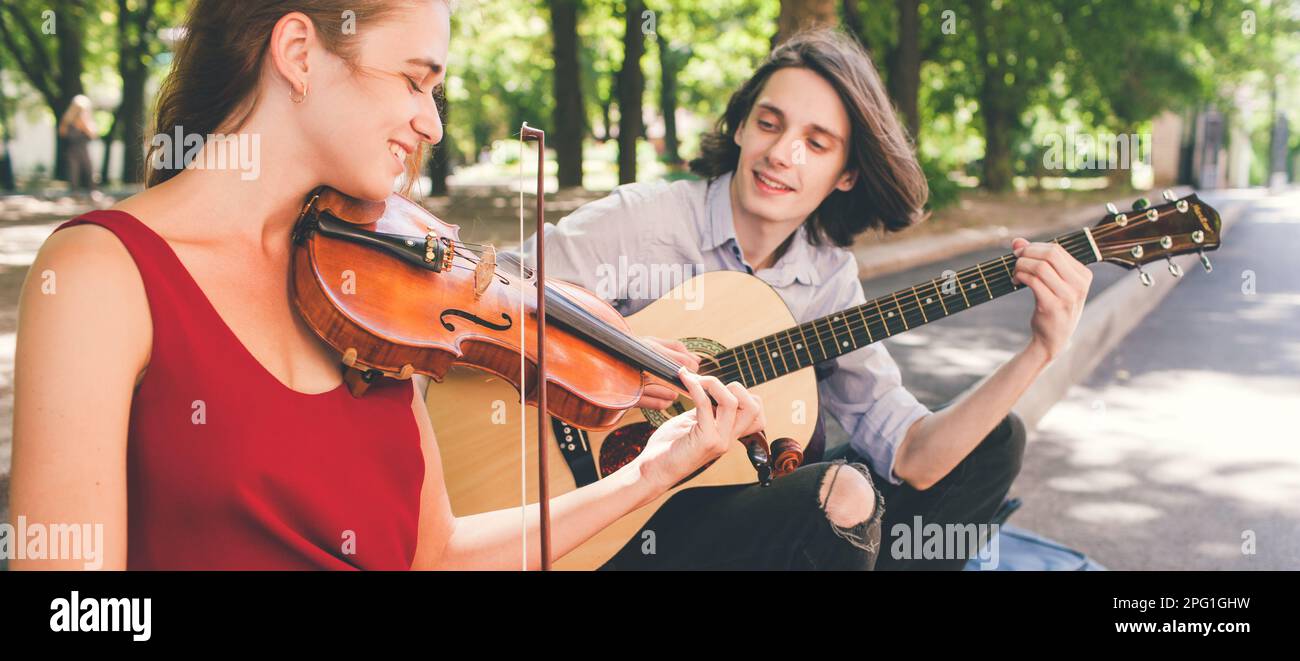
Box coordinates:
[25,210,154,376]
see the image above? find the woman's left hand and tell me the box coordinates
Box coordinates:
[636,336,701,410]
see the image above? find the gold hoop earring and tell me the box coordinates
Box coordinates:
[291,82,308,104]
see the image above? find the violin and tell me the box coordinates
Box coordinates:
[287,185,804,484]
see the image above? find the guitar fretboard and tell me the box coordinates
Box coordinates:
[705,228,1099,387]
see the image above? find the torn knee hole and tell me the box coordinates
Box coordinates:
[819,462,876,529]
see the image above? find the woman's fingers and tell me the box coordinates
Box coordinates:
[696,376,737,449]
[645,336,701,371]
[727,382,765,437]
[679,369,714,431]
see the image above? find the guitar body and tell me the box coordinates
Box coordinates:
[426,270,818,569]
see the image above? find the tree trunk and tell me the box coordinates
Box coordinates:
[774,0,838,46]
[887,0,921,142]
[550,0,584,188]
[981,103,1014,192]
[53,0,87,183]
[98,109,118,185]
[0,93,15,190]
[600,71,616,141]
[656,32,683,166]
[617,0,646,185]
[427,99,450,196]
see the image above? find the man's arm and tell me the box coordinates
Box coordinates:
[892,238,1092,489]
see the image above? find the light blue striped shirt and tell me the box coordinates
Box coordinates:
[522,171,931,484]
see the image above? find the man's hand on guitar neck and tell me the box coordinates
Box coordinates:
[1011,237,1094,362]
[637,336,702,410]
[895,238,1093,490]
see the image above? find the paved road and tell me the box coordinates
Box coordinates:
[1008,189,1300,569]
[835,189,1299,569]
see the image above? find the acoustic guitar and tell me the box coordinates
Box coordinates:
[426,192,1222,569]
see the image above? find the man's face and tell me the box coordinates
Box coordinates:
[731,66,857,228]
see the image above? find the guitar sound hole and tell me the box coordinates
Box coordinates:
[598,421,717,486]
[599,422,654,477]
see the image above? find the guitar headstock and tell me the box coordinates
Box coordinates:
[1090,191,1221,282]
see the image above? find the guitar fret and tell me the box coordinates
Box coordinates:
[999,255,1017,289]
[856,305,875,343]
[739,343,757,385]
[831,314,855,352]
[795,323,815,365]
[785,331,804,370]
[931,278,950,316]
[771,333,790,374]
[910,285,928,323]
[974,261,992,300]
[892,292,910,330]
[810,318,829,360]
[875,298,893,336]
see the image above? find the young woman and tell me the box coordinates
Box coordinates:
[8,0,876,570]
[58,94,98,198]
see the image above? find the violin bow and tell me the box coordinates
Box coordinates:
[519,123,552,570]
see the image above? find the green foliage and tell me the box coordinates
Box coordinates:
[920,154,962,211]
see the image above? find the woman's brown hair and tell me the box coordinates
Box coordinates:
[690,28,928,247]
[145,0,427,193]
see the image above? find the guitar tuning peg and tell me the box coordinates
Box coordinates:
[1138,265,1153,286]
[1166,256,1183,278]
[1106,202,1119,215]
[1162,189,1177,202]
[1132,197,1150,211]
[1198,249,1212,273]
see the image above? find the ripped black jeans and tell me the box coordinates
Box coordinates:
[598,411,1026,571]
[823,411,1028,570]
[599,459,886,570]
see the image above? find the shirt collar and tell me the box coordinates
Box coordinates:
[704,171,821,287]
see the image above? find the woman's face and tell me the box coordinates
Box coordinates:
[299,1,450,201]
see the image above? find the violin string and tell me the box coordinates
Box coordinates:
[517,128,527,571]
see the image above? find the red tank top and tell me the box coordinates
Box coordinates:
[54,210,426,570]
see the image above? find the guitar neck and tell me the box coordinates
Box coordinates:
[711,228,1101,387]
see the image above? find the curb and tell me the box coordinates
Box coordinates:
[853,186,1196,281]
[1010,192,1252,431]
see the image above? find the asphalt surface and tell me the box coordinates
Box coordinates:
[839,189,1298,569]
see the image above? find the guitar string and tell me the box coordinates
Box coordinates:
[702,207,1209,385]
[701,233,1097,384]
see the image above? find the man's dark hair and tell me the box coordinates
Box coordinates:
[689,28,928,247]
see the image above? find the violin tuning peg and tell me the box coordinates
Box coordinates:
[1132,197,1150,211]
[1198,249,1212,273]
[1106,202,1119,215]
[1138,266,1153,287]
[1166,256,1183,278]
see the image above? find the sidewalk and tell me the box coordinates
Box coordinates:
[1009,189,1298,569]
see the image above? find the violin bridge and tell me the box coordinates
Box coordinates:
[473,245,497,298]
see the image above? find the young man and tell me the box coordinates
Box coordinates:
[525,29,1092,570]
